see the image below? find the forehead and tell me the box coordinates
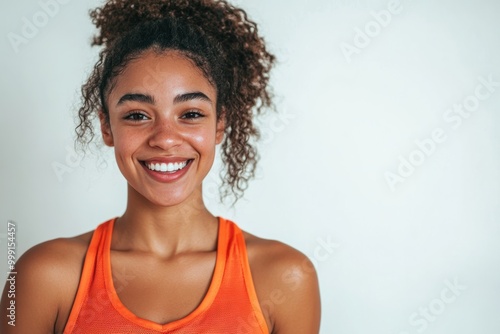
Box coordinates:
[109,50,216,101]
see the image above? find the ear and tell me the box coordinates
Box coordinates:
[99,111,114,147]
[215,115,225,145]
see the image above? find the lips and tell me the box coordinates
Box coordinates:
[139,158,193,182]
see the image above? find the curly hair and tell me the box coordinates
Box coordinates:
[75,0,275,202]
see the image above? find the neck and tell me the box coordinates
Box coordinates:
[113,184,219,257]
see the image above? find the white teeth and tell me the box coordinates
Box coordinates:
[146,160,188,173]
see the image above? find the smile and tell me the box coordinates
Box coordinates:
[145,160,189,173]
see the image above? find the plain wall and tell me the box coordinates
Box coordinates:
[1,0,499,333]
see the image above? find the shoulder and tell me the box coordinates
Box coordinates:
[243,231,318,287]
[242,230,321,334]
[14,232,93,284]
[0,231,93,332]
[19,232,92,267]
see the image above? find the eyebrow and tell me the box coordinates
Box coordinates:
[116,91,212,107]
[117,93,155,106]
[173,92,212,104]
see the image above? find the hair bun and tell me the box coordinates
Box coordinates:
[91,0,249,49]
[91,0,171,47]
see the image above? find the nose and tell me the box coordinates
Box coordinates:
[148,117,183,150]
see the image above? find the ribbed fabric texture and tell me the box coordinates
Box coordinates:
[63,217,269,334]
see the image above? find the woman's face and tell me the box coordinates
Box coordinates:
[101,50,224,207]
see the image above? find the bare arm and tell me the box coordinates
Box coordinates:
[248,237,321,334]
[0,240,81,334]
[270,251,321,334]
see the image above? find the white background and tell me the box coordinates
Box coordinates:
[1,0,499,333]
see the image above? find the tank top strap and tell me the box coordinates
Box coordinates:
[63,218,115,334]
[215,218,270,333]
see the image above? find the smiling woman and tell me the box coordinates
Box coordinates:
[0,1,321,333]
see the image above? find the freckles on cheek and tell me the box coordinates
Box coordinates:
[112,131,136,164]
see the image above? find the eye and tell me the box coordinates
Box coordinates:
[124,112,149,122]
[181,110,205,119]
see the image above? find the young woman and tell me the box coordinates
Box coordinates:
[1,1,321,333]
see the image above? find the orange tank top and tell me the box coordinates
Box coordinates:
[63,217,269,334]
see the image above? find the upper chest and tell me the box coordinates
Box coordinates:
[109,250,218,324]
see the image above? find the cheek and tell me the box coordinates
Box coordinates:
[111,128,141,160]
[190,128,217,156]
[113,132,130,151]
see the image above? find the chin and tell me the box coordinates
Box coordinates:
[150,196,188,208]
[135,186,199,208]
